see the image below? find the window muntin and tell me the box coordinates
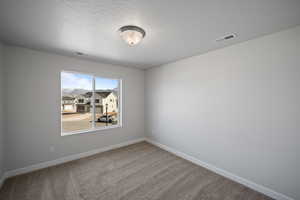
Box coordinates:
[61,71,121,135]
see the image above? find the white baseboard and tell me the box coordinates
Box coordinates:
[3,138,146,180]
[145,138,294,200]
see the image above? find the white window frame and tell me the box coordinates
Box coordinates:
[60,70,123,136]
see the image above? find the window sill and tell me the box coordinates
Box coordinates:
[61,125,122,136]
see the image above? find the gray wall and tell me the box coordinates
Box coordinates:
[0,42,4,178]
[3,46,145,171]
[145,26,300,199]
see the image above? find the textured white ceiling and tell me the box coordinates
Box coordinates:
[0,0,300,69]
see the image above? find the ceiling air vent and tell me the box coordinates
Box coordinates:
[75,52,84,56]
[216,33,237,42]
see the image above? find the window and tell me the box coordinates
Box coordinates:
[61,71,121,135]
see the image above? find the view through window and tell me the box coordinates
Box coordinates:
[61,71,120,134]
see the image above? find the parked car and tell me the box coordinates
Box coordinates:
[97,114,116,123]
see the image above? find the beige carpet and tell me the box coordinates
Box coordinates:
[0,142,272,200]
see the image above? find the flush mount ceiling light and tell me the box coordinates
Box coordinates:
[119,25,146,46]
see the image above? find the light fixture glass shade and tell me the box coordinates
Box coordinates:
[119,26,146,46]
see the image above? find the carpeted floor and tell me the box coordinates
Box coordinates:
[0,142,272,200]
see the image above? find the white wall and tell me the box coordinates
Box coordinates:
[3,46,145,171]
[0,42,4,179]
[145,26,300,199]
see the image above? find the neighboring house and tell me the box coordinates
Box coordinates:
[61,91,118,115]
[102,92,118,113]
[74,94,90,113]
[61,96,76,112]
[84,91,111,114]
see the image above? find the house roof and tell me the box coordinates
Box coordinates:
[62,96,75,100]
[82,93,91,98]
[62,90,116,101]
[85,91,112,98]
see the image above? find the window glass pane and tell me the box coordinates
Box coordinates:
[61,72,93,133]
[94,77,119,128]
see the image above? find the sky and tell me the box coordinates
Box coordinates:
[61,72,118,90]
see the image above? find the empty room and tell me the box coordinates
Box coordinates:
[0,0,299,200]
